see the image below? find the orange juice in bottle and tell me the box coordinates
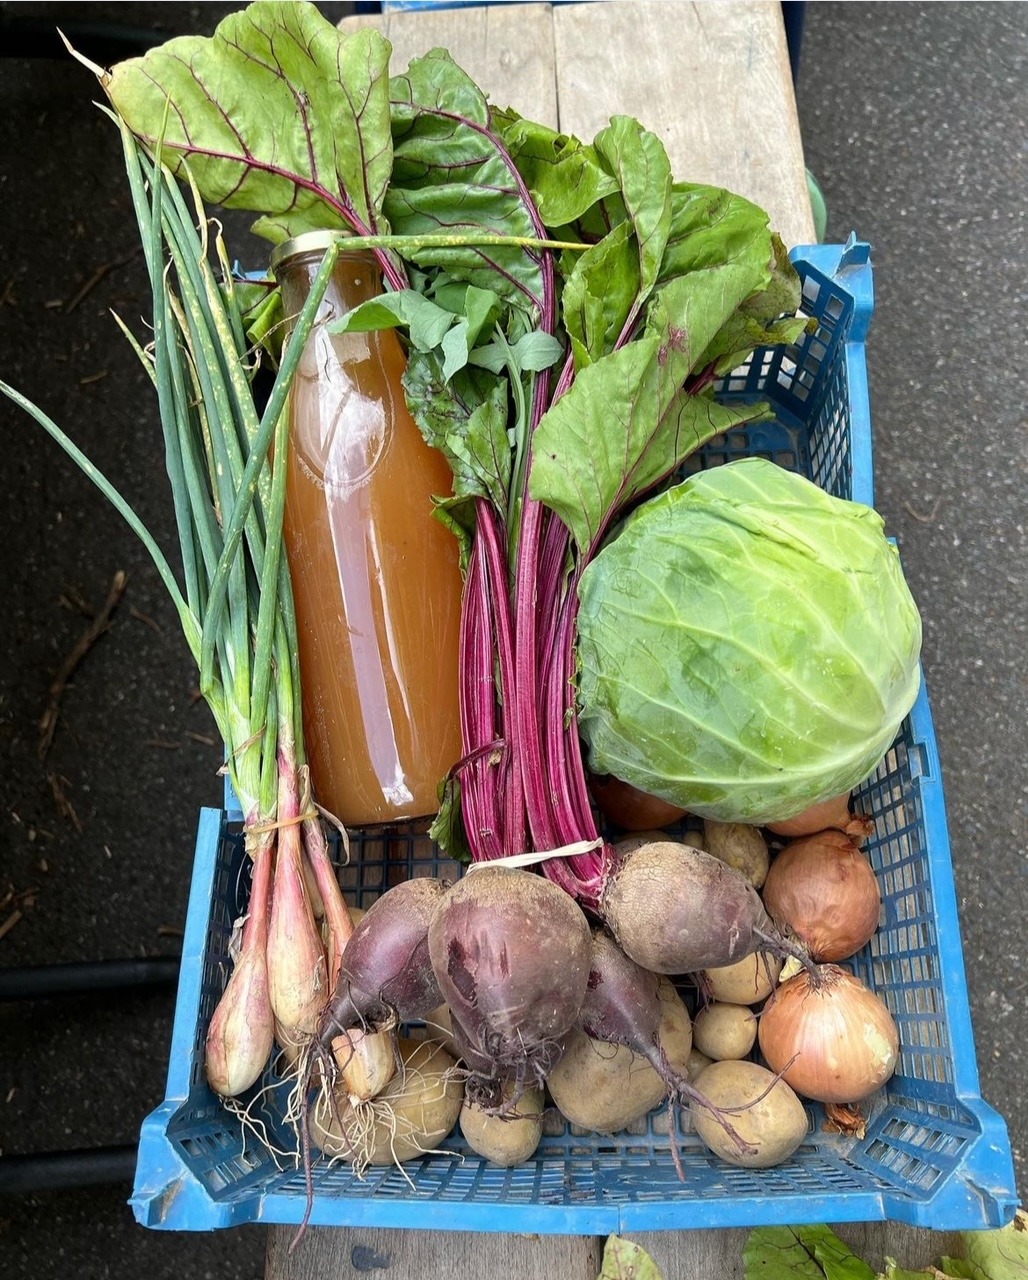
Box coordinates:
[272,231,464,826]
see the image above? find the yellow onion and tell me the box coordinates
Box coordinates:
[761,831,881,962]
[758,966,899,1103]
[767,793,874,844]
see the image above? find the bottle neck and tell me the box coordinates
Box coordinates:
[277,249,383,329]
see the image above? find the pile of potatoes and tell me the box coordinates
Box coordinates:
[399,820,809,1172]
[311,805,872,1173]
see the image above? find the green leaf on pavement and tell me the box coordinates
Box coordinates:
[959,1211,1028,1280]
[744,1226,876,1280]
[597,1235,665,1280]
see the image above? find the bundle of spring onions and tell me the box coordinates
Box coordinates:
[0,120,382,1107]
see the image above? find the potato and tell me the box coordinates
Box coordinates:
[691,1060,808,1167]
[692,1002,757,1061]
[547,978,691,1132]
[547,1032,660,1132]
[422,1003,462,1060]
[613,829,683,857]
[703,952,782,1005]
[702,821,769,888]
[460,1080,544,1166]
[311,1037,461,1167]
[655,976,694,1064]
[687,1047,713,1082]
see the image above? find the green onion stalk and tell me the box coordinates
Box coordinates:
[0,121,356,1100]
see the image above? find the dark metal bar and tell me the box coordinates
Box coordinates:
[0,957,180,1002]
[0,1145,138,1194]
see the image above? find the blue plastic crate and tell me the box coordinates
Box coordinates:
[132,244,1017,1233]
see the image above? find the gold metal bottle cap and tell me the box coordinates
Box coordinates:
[269,228,356,272]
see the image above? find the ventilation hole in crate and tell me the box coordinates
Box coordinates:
[825,295,846,321]
[232,851,253,914]
[882,1118,917,1143]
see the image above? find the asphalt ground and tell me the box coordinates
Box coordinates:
[0,4,1024,1278]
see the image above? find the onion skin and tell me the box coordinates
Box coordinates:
[767,793,875,844]
[762,831,881,962]
[267,821,329,1038]
[590,774,688,832]
[206,842,275,1097]
[758,966,899,1103]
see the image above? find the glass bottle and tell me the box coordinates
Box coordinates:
[272,231,464,826]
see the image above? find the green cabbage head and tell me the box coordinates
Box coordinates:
[576,458,922,823]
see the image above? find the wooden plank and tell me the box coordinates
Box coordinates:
[269,1220,967,1279]
[553,0,816,246]
[267,1225,603,1280]
[340,4,558,127]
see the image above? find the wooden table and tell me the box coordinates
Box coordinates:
[267,3,952,1275]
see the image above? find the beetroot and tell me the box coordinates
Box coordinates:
[579,929,756,1170]
[428,866,592,1094]
[579,929,681,1077]
[317,876,450,1045]
[599,841,777,974]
